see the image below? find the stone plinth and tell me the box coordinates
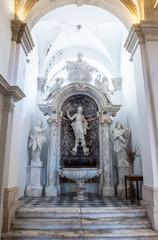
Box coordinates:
[116,164,130,198]
[26,166,44,197]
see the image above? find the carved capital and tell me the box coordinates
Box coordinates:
[101,118,113,125]
[11,19,34,56]
[112,77,122,91]
[47,118,58,125]
[125,20,158,57]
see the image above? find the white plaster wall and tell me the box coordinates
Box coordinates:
[132,46,157,188]
[112,36,143,177]
[8,41,39,196]
[0,0,14,79]
[120,48,142,176]
[7,45,26,189]
[18,45,39,197]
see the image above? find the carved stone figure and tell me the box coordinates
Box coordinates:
[95,75,114,103]
[43,77,63,102]
[112,120,130,153]
[112,121,130,198]
[66,52,97,83]
[29,120,47,166]
[67,106,90,155]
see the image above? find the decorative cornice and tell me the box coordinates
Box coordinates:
[11,19,34,56]
[125,20,158,57]
[0,75,25,102]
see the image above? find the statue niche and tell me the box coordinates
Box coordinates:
[60,94,99,168]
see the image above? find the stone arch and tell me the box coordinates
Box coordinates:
[24,0,139,31]
[53,83,109,112]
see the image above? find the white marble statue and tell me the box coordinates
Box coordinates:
[29,120,47,166]
[67,106,90,155]
[43,77,63,102]
[95,75,114,103]
[66,52,97,83]
[112,121,130,197]
[112,121,130,152]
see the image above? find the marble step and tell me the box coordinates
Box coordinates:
[16,207,147,219]
[2,229,158,239]
[11,217,151,230]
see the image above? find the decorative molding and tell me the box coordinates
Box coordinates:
[11,19,34,56]
[22,0,39,20]
[0,75,25,102]
[125,20,158,57]
[76,0,83,6]
[112,77,122,90]
[3,186,20,232]
[141,185,158,231]
[3,102,15,113]
[120,0,139,21]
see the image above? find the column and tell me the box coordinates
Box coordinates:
[125,20,158,230]
[44,118,59,196]
[101,119,115,196]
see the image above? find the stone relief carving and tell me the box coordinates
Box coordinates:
[75,81,87,91]
[66,52,97,82]
[43,77,64,102]
[29,120,47,166]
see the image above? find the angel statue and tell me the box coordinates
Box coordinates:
[43,77,63,102]
[67,106,90,155]
[29,120,47,166]
[95,75,115,103]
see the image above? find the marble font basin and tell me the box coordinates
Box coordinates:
[58,168,102,200]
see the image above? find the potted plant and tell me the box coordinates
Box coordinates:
[123,146,141,175]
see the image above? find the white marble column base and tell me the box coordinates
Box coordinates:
[103,186,115,196]
[141,185,158,231]
[26,166,44,197]
[44,186,57,196]
[26,185,43,197]
[116,165,129,198]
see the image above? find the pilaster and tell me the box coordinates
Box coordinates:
[0,75,25,234]
[44,118,59,196]
[125,20,158,58]
[100,113,115,197]
[125,20,158,230]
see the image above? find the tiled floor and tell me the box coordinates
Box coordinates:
[20,193,140,208]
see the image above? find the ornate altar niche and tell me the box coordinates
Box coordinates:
[61,94,99,166]
[39,83,121,197]
[60,94,100,193]
[38,52,121,197]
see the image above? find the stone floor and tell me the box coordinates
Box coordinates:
[20,193,140,208]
